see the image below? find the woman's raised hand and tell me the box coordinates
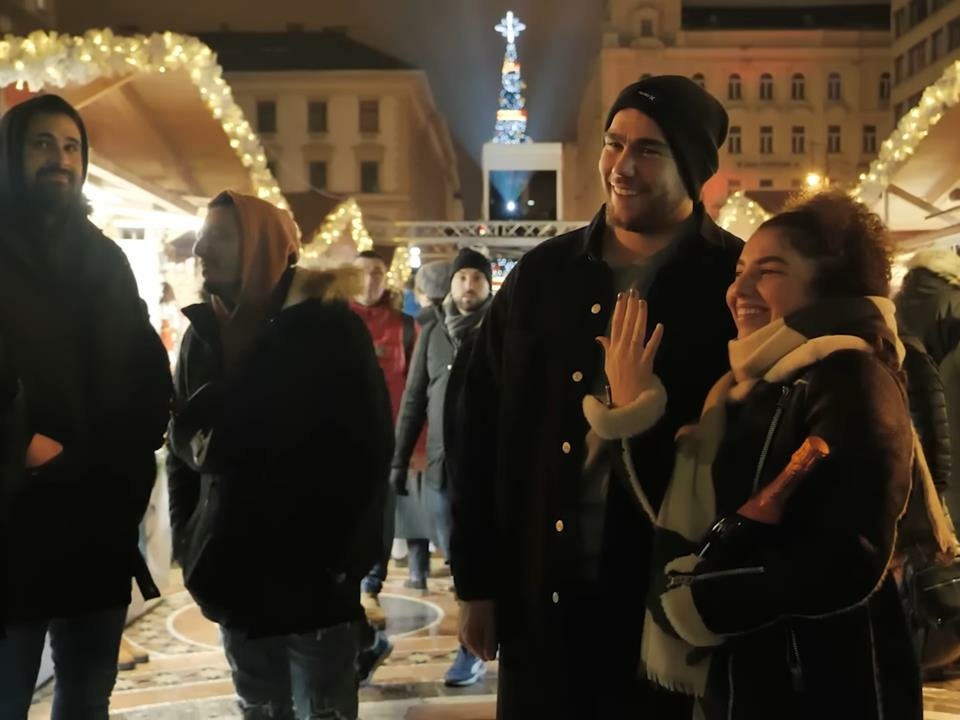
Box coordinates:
[596,290,664,408]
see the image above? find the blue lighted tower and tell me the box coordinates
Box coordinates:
[493,11,531,144]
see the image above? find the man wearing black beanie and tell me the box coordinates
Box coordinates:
[451,76,744,719]
[392,247,494,688]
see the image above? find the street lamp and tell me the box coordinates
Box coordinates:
[805,172,823,189]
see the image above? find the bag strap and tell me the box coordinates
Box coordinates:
[402,314,415,368]
[911,427,960,561]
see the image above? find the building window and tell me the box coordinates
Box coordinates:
[307,101,328,133]
[640,18,654,37]
[791,178,803,189]
[266,157,279,180]
[894,7,906,37]
[932,28,945,61]
[933,0,950,10]
[908,40,927,76]
[760,126,773,155]
[309,161,327,190]
[909,0,929,27]
[728,126,742,154]
[692,73,706,89]
[360,161,380,193]
[791,73,806,101]
[359,100,379,133]
[256,100,277,134]
[759,73,774,100]
[894,55,905,83]
[950,18,960,51]
[759,179,774,189]
[727,178,742,193]
[827,72,842,101]
[827,125,842,154]
[728,73,742,101]
[862,125,877,155]
[879,72,891,103]
[791,126,806,155]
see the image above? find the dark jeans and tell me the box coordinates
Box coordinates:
[395,484,453,586]
[406,539,432,583]
[0,605,127,720]
[221,621,359,720]
[362,484,452,593]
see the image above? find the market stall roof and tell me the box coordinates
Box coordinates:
[853,60,960,249]
[0,29,287,213]
[286,191,346,240]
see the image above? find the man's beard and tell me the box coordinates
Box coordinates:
[27,170,82,218]
[455,293,483,313]
[605,187,683,235]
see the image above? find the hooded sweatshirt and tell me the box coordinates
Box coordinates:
[0,94,171,621]
[167,198,393,634]
[208,191,301,370]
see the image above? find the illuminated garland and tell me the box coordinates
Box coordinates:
[387,245,412,288]
[0,28,287,210]
[717,190,771,235]
[299,197,373,262]
[853,59,960,205]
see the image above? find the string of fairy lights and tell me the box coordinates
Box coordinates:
[4,32,958,283]
[0,29,288,211]
[852,59,960,207]
[719,60,960,239]
[0,29,411,283]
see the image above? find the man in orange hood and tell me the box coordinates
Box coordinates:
[167,191,393,720]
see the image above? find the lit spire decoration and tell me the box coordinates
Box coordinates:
[493,11,531,144]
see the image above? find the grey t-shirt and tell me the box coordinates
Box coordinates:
[578,242,678,582]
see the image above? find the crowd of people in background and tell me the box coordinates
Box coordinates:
[0,73,958,720]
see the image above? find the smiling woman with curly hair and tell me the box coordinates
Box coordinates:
[592,190,922,719]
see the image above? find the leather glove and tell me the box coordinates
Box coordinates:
[390,467,409,496]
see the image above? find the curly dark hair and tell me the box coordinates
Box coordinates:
[758,189,893,299]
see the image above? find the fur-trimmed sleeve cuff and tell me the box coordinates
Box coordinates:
[581,376,667,440]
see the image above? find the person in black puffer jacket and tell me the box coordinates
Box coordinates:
[167,191,392,720]
[897,249,960,519]
[901,334,952,501]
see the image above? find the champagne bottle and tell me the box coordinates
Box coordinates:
[699,436,830,559]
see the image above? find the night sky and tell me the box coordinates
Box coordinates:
[56,0,888,216]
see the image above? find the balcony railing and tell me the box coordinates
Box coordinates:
[366,220,586,248]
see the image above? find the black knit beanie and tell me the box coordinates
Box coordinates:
[451,248,492,289]
[604,76,728,201]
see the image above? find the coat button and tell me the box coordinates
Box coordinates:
[552,591,560,604]
[561,442,572,454]
[555,520,564,533]
[572,371,583,383]
[590,303,601,315]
